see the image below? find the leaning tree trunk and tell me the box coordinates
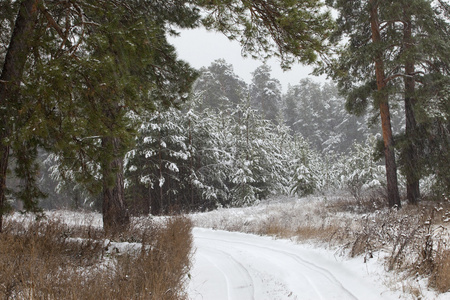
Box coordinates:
[101,136,130,235]
[403,14,421,204]
[369,0,401,208]
[0,0,40,232]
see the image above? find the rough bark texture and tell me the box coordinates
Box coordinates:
[151,112,163,216]
[0,0,40,232]
[150,191,161,216]
[369,0,401,208]
[101,136,130,235]
[403,14,421,204]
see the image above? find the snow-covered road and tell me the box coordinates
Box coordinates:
[188,228,395,300]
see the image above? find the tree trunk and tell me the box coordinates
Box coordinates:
[150,189,161,215]
[403,13,421,204]
[369,0,401,208]
[0,0,40,232]
[101,136,130,235]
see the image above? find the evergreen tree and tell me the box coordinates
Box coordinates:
[0,0,334,232]
[283,79,373,153]
[0,0,41,232]
[193,59,248,111]
[289,134,324,196]
[228,101,291,204]
[324,0,403,208]
[325,0,450,205]
[250,64,282,123]
[336,135,386,200]
[393,0,450,203]
[0,0,200,233]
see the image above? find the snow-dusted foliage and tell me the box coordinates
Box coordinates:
[250,64,283,124]
[123,94,324,213]
[335,135,386,199]
[224,102,290,205]
[289,134,327,196]
[193,59,248,111]
[283,79,376,153]
[124,105,194,214]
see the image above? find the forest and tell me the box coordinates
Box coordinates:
[1,0,450,298]
[39,59,403,214]
[0,0,449,232]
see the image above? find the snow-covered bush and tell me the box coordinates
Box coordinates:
[289,135,324,196]
[336,135,386,199]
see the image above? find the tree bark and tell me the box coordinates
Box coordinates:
[369,0,401,208]
[101,136,130,235]
[0,0,40,232]
[403,13,421,204]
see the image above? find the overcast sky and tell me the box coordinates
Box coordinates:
[168,28,328,92]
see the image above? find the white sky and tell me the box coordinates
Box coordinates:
[168,28,328,92]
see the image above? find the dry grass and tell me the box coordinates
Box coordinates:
[433,250,450,293]
[0,214,193,300]
[326,199,450,294]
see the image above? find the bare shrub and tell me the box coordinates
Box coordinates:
[348,202,450,294]
[326,190,387,214]
[256,217,293,238]
[0,214,193,299]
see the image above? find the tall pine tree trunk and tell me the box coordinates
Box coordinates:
[151,110,164,216]
[370,0,401,208]
[403,13,421,204]
[0,0,40,232]
[101,136,130,234]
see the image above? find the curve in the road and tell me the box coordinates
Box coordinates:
[188,228,394,300]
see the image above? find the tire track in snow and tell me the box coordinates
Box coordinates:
[197,235,356,300]
[189,228,392,300]
[200,246,255,299]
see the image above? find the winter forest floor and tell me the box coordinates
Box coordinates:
[2,194,450,299]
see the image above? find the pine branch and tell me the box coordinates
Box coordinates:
[384,71,425,83]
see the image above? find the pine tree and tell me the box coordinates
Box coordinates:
[394,0,450,203]
[0,0,41,232]
[125,105,194,215]
[250,64,283,123]
[0,0,200,233]
[325,0,450,206]
[324,0,402,208]
[0,0,334,232]
[193,59,248,111]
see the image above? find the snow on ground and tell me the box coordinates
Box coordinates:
[12,195,450,299]
[188,196,450,300]
[188,228,398,300]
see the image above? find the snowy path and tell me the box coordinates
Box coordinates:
[188,228,395,300]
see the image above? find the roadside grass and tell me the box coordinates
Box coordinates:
[190,194,450,296]
[0,214,192,300]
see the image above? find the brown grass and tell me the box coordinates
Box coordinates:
[0,214,193,299]
[433,250,450,293]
